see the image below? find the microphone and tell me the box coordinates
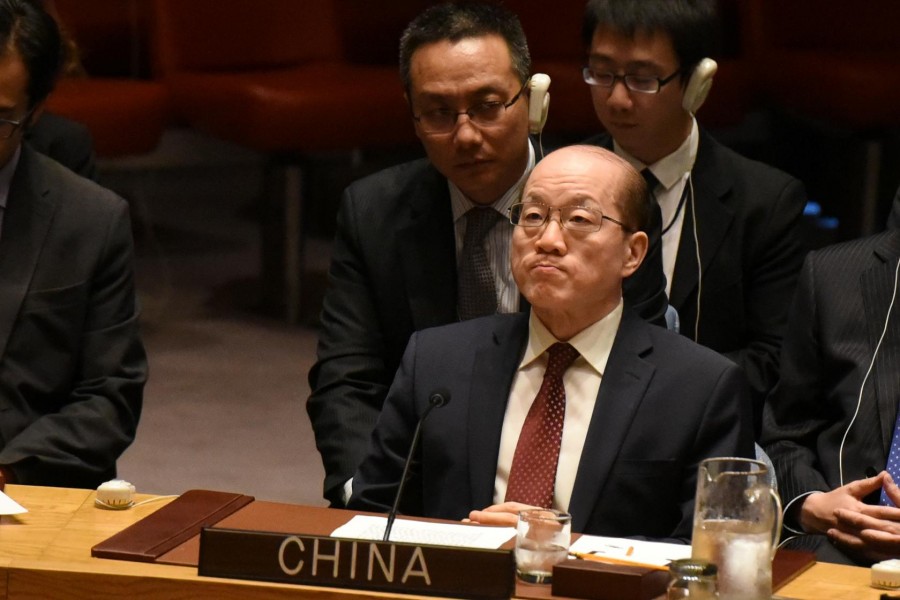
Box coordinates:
[383,390,451,541]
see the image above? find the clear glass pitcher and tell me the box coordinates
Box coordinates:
[690,457,782,600]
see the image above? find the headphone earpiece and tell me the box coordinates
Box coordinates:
[682,58,717,115]
[528,73,551,135]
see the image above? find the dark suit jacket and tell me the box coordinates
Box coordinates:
[308,154,668,504]
[349,310,754,540]
[590,129,807,433]
[761,230,900,523]
[0,144,146,488]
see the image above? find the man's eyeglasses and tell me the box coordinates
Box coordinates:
[582,67,680,94]
[412,80,527,134]
[0,108,34,140]
[508,202,634,233]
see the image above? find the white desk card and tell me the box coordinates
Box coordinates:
[0,490,27,515]
[331,515,515,549]
[569,534,691,568]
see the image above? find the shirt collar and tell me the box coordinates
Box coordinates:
[520,299,624,376]
[449,141,536,222]
[0,144,22,210]
[613,117,699,191]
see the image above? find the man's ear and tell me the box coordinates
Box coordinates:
[621,230,648,278]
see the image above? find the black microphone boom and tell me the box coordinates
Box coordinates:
[383,390,451,541]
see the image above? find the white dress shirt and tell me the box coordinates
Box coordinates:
[614,119,699,297]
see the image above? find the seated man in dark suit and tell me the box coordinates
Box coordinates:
[761,228,900,565]
[350,145,754,539]
[307,1,668,507]
[582,0,807,434]
[0,0,146,490]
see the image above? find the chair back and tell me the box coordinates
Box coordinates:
[153,0,342,75]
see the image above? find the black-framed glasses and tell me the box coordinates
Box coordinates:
[0,107,34,140]
[582,67,681,94]
[508,202,634,233]
[412,80,528,134]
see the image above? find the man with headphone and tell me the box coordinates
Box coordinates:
[762,228,900,565]
[582,0,808,435]
[307,1,668,507]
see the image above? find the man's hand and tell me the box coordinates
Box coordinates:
[800,472,886,534]
[466,502,538,526]
[802,472,900,563]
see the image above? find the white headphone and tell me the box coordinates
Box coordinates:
[682,58,717,115]
[528,73,551,134]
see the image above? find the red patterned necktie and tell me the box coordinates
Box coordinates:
[505,342,580,508]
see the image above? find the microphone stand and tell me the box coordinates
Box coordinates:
[383,391,449,542]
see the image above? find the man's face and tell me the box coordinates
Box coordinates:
[511,148,646,335]
[587,25,692,165]
[407,34,531,205]
[0,49,30,169]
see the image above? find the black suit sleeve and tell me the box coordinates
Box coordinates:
[307,186,395,506]
[0,200,145,487]
[760,254,831,522]
[723,176,806,434]
[347,332,423,516]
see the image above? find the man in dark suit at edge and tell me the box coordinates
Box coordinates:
[0,0,146,490]
[350,145,753,539]
[307,2,667,506]
[582,0,807,434]
[762,228,900,565]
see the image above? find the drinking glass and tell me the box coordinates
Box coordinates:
[515,509,571,584]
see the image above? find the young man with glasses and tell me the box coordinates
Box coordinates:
[307,1,667,507]
[583,0,807,435]
[349,145,753,538]
[0,0,146,490]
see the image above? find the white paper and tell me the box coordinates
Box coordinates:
[568,534,691,567]
[331,515,515,550]
[0,490,27,515]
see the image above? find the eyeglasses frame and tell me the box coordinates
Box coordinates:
[411,79,529,134]
[507,201,635,234]
[582,67,681,94]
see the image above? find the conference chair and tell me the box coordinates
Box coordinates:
[152,0,417,323]
[46,0,170,159]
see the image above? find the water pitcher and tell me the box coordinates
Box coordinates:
[691,457,782,600]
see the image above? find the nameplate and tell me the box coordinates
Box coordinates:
[198,528,515,599]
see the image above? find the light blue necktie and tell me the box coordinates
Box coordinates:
[880,411,900,506]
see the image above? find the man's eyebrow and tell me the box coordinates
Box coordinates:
[414,84,509,102]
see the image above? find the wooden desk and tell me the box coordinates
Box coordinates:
[0,485,886,599]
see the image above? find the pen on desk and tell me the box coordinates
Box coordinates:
[568,550,669,572]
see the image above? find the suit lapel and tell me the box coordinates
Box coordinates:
[863,232,900,456]
[397,166,458,329]
[0,147,55,362]
[669,133,734,312]
[466,314,529,508]
[568,311,655,532]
